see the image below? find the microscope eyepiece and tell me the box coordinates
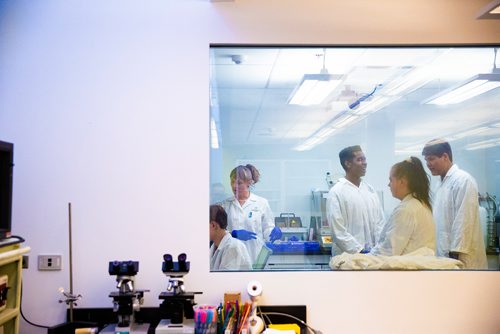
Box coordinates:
[163,254,174,271]
[108,261,139,276]
[178,253,187,271]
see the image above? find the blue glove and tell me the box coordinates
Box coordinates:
[231,229,257,241]
[359,247,371,254]
[269,226,282,242]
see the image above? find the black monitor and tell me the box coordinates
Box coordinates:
[0,141,13,240]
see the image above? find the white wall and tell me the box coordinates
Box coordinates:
[0,1,499,333]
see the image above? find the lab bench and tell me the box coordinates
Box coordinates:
[265,253,331,270]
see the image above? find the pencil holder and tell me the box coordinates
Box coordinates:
[194,305,218,334]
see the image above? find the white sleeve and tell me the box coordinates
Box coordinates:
[450,177,478,254]
[327,192,363,253]
[261,200,276,240]
[374,203,386,242]
[219,243,252,270]
[371,206,413,256]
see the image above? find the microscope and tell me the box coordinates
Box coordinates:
[156,253,202,334]
[101,261,149,334]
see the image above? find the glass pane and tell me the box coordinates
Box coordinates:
[209,46,500,271]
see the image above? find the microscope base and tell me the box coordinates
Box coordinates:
[155,319,195,334]
[100,323,149,334]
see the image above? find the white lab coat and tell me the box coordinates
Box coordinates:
[222,193,275,264]
[433,164,487,269]
[210,232,252,271]
[326,178,385,255]
[371,195,435,256]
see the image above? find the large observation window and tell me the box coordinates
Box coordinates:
[209,45,500,271]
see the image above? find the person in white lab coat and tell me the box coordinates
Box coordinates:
[221,164,281,264]
[422,139,487,269]
[326,145,385,255]
[371,157,435,256]
[210,204,252,271]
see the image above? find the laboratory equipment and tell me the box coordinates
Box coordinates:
[479,193,499,254]
[274,213,302,228]
[274,213,309,241]
[325,172,334,189]
[310,190,332,252]
[156,253,202,334]
[58,287,81,306]
[101,260,149,334]
[246,281,264,334]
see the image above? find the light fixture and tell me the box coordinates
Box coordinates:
[426,73,500,105]
[288,50,343,106]
[293,128,336,151]
[396,120,500,154]
[385,67,435,96]
[448,126,490,140]
[293,112,358,151]
[210,117,219,149]
[426,49,500,105]
[465,138,500,150]
[395,144,424,155]
[293,87,392,151]
[352,96,391,116]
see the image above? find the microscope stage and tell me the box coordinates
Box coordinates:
[100,323,149,334]
[155,319,195,334]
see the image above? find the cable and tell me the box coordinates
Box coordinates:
[260,311,322,334]
[256,305,271,326]
[9,235,25,243]
[20,281,51,329]
[348,84,382,110]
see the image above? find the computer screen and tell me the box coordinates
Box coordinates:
[0,141,13,240]
[252,244,272,270]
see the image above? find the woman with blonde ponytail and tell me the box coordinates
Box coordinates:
[371,157,436,256]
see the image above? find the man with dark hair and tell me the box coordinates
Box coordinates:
[209,205,252,271]
[422,139,487,269]
[326,145,385,255]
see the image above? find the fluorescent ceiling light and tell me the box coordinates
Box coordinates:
[333,115,358,128]
[425,73,500,105]
[448,126,490,140]
[384,49,451,97]
[395,142,426,155]
[293,113,360,151]
[353,96,391,115]
[288,74,342,105]
[398,120,500,153]
[465,138,500,150]
[294,135,331,151]
[385,68,433,96]
[294,94,392,151]
[210,117,219,149]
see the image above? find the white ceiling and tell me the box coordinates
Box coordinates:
[210,46,500,153]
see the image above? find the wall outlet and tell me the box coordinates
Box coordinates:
[38,255,62,271]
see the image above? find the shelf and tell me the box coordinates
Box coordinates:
[0,245,29,333]
[0,308,18,324]
[0,247,30,267]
